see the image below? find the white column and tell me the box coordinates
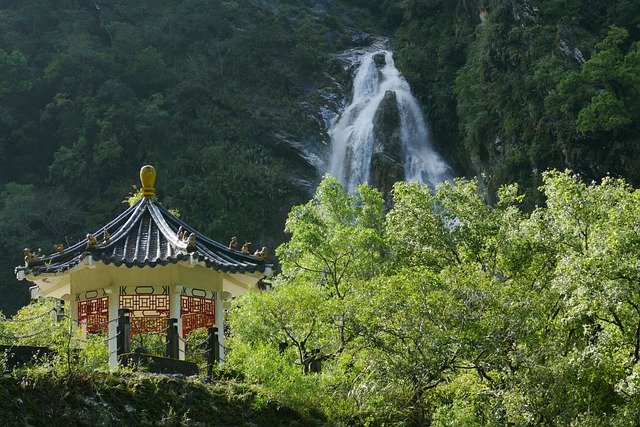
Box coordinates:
[108,286,119,369]
[68,298,86,339]
[215,291,225,364]
[170,285,185,360]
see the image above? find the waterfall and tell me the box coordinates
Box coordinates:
[328,47,453,193]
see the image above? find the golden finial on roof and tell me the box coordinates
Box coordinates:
[140,165,156,198]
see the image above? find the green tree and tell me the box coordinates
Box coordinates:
[521,171,640,424]
[558,26,640,134]
[229,177,385,372]
[229,172,640,424]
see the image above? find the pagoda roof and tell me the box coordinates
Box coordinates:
[16,196,270,277]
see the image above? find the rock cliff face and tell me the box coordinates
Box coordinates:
[463,0,483,25]
[371,90,405,205]
[0,0,383,315]
[327,42,452,199]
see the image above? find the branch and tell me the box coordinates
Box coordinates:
[609,309,625,334]
[300,317,318,348]
[293,260,324,274]
[635,320,640,364]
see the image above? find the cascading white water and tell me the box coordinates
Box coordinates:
[328,48,453,192]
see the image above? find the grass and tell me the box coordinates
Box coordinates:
[0,368,326,426]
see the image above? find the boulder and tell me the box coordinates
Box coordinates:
[371,90,405,205]
[350,32,372,47]
[373,52,386,68]
[371,153,404,205]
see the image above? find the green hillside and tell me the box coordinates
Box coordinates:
[3,1,640,313]
[0,0,376,314]
[0,370,322,425]
[2,3,640,423]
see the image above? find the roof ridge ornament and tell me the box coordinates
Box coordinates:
[15,165,273,278]
[140,165,156,198]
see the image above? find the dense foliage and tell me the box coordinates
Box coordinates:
[3,0,640,315]
[228,173,640,425]
[0,0,376,314]
[348,0,640,201]
[0,369,320,425]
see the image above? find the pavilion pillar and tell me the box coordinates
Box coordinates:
[170,286,185,360]
[108,285,119,369]
[215,291,225,364]
[68,297,86,339]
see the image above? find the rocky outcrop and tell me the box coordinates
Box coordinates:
[371,90,405,205]
[557,27,586,64]
[463,0,483,25]
[373,52,386,68]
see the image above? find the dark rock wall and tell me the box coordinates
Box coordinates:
[371,90,405,205]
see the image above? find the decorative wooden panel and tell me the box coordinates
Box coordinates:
[120,294,170,334]
[77,296,109,333]
[181,295,215,336]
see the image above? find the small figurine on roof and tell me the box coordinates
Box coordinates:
[23,248,40,264]
[241,242,252,254]
[54,244,64,254]
[254,247,268,262]
[103,229,110,243]
[86,234,99,250]
[186,233,197,252]
[229,236,238,251]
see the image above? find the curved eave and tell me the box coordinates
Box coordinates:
[16,197,272,280]
[155,203,268,268]
[18,252,272,278]
[22,199,147,271]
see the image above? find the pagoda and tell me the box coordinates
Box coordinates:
[15,165,272,368]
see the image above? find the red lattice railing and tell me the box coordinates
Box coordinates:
[76,293,216,336]
[181,295,215,336]
[120,294,170,335]
[129,317,169,334]
[77,296,109,333]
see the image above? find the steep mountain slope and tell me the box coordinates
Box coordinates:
[0,0,378,314]
[366,0,640,201]
[2,0,639,314]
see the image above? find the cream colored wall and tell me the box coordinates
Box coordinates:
[28,259,263,301]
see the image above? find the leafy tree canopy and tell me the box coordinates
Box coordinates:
[229,172,640,425]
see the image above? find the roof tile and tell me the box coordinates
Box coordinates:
[18,198,269,276]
